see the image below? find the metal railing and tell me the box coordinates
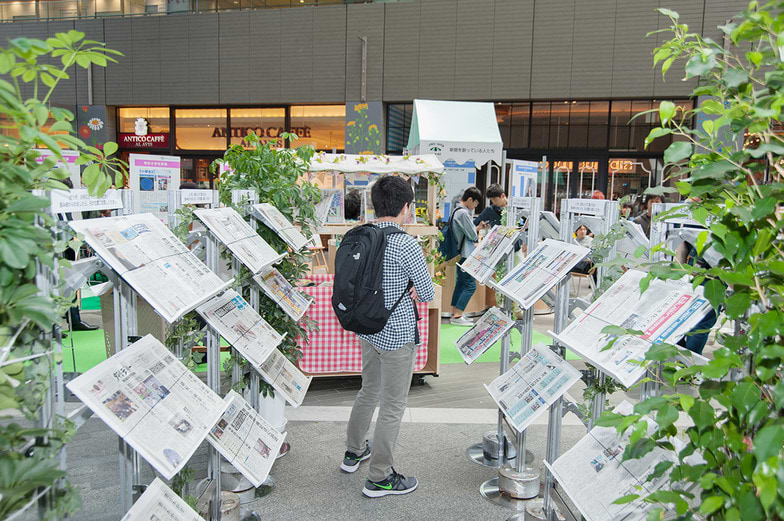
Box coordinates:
[0,0,403,22]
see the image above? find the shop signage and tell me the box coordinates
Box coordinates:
[211,126,311,139]
[119,133,169,149]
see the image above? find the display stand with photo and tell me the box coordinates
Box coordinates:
[455,306,515,364]
[121,477,202,521]
[253,267,313,322]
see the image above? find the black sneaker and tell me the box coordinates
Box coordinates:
[362,468,418,498]
[340,442,371,473]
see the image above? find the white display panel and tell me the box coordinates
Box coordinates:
[121,478,202,521]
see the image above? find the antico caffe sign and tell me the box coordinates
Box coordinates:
[119,117,169,149]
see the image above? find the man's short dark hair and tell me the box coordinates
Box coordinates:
[487,184,505,199]
[371,175,413,218]
[345,189,361,220]
[461,186,482,202]
[644,194,664,205]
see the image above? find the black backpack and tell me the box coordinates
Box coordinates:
[438,206,466,262]
[331,224,411,335]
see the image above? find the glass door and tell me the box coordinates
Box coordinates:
[180,156,221,189]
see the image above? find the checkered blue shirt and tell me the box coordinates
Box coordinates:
[358,221,435,351]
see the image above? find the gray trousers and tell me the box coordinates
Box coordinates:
[346,338,417,482]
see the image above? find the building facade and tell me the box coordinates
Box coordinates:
[0,0,746,206]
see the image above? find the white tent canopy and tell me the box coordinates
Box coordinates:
[406,99,503,167]
[308,152,444,175]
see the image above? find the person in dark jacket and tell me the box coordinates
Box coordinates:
[473,183,507,228]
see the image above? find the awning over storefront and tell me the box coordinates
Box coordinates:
[406,99,503,167]
[308,152,444,175]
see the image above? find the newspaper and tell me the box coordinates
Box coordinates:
[490,239,590,310]
[546,401,679,521]
[251,203,309,252]
[207,390,286,488]
[617,220,650,260]
[257,347,312,408]
[121,477,201,521]
[485,345,581,432]
[196,289,284,368]
[194,207,285,274]
[70,213,232,323]
[458,225,522,284]
[315,189,344,226]
[455,306,516,364]
[253,267,313,322]
[550,269,712,388]
[67,335,229,480]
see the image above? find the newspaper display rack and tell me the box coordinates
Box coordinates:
[121,477,203,521]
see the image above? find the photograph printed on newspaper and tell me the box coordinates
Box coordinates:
[550,269,712,388]
[69,213,231,323]
[196,289,284,367]
[458,225,522,284]
[121,477,201,521]
[315,189,345,226]
[545,400,687,521]
[252,267,313,322]
[455,306,516,364]
[251,203,309,252]
[490,239,590,310]
[485,345,581,432]
[194,207,285,274]
[207,391,286,488]
[67,335,229,480]
[256,348,312,408]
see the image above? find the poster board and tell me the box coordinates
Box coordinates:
[70,213,232,323]
[489,239,589,310]
[207,390,286,488]
[67,335,229,480]
[50,188,123,214]
[315,189,345,225]
[509,159,538,199]
[121,477,201,521]
[251,203,309,252]
[551,269,712,388]
[129,154,181,222]
[485,345,581,432]
[194,207,285,274]
[455,306,515,364]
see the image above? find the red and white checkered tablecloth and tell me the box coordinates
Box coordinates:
[298,274,429,374]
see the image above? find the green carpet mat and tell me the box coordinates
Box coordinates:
[81,296,100,311]
[62,329,230,374]
[439,323,578,364]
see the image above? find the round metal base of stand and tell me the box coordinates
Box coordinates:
[524,498,566,521]
[466,443,535,467]
[466,443,512,468]
[276,441,290,459]
[479,477,531,511]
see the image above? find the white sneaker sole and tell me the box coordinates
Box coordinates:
[340,453,371,473]
[362,481,418,498]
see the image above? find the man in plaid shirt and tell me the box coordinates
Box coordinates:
[340,175,435,498]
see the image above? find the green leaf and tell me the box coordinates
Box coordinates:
[645,127,672,148]
[699,496,724,515]
[723,68,749,88]
[688,401,714,430]
[612,494,639,505]
[751,197,776,220]
[753,424,784,462]
[701,99,724,115]
[678,394,695,412]
[685,52,716,77]
[103,141,118,156]
[656,8,679,20]
[731,381,761,416]
[659,101,676,125]
[725,292,750,318]
[6,195,49,213]
[704,279,725,310]
[747,51,763,66]
[663,141,692,165]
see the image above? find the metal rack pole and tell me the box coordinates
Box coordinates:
[204,231,223,521]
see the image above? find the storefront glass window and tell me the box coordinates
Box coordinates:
[289,105,346,151]
[607,158,662,200]
[229,108,286,147]
[386,103,412,154]
[174,108,227,150]
[118,107,170,133]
